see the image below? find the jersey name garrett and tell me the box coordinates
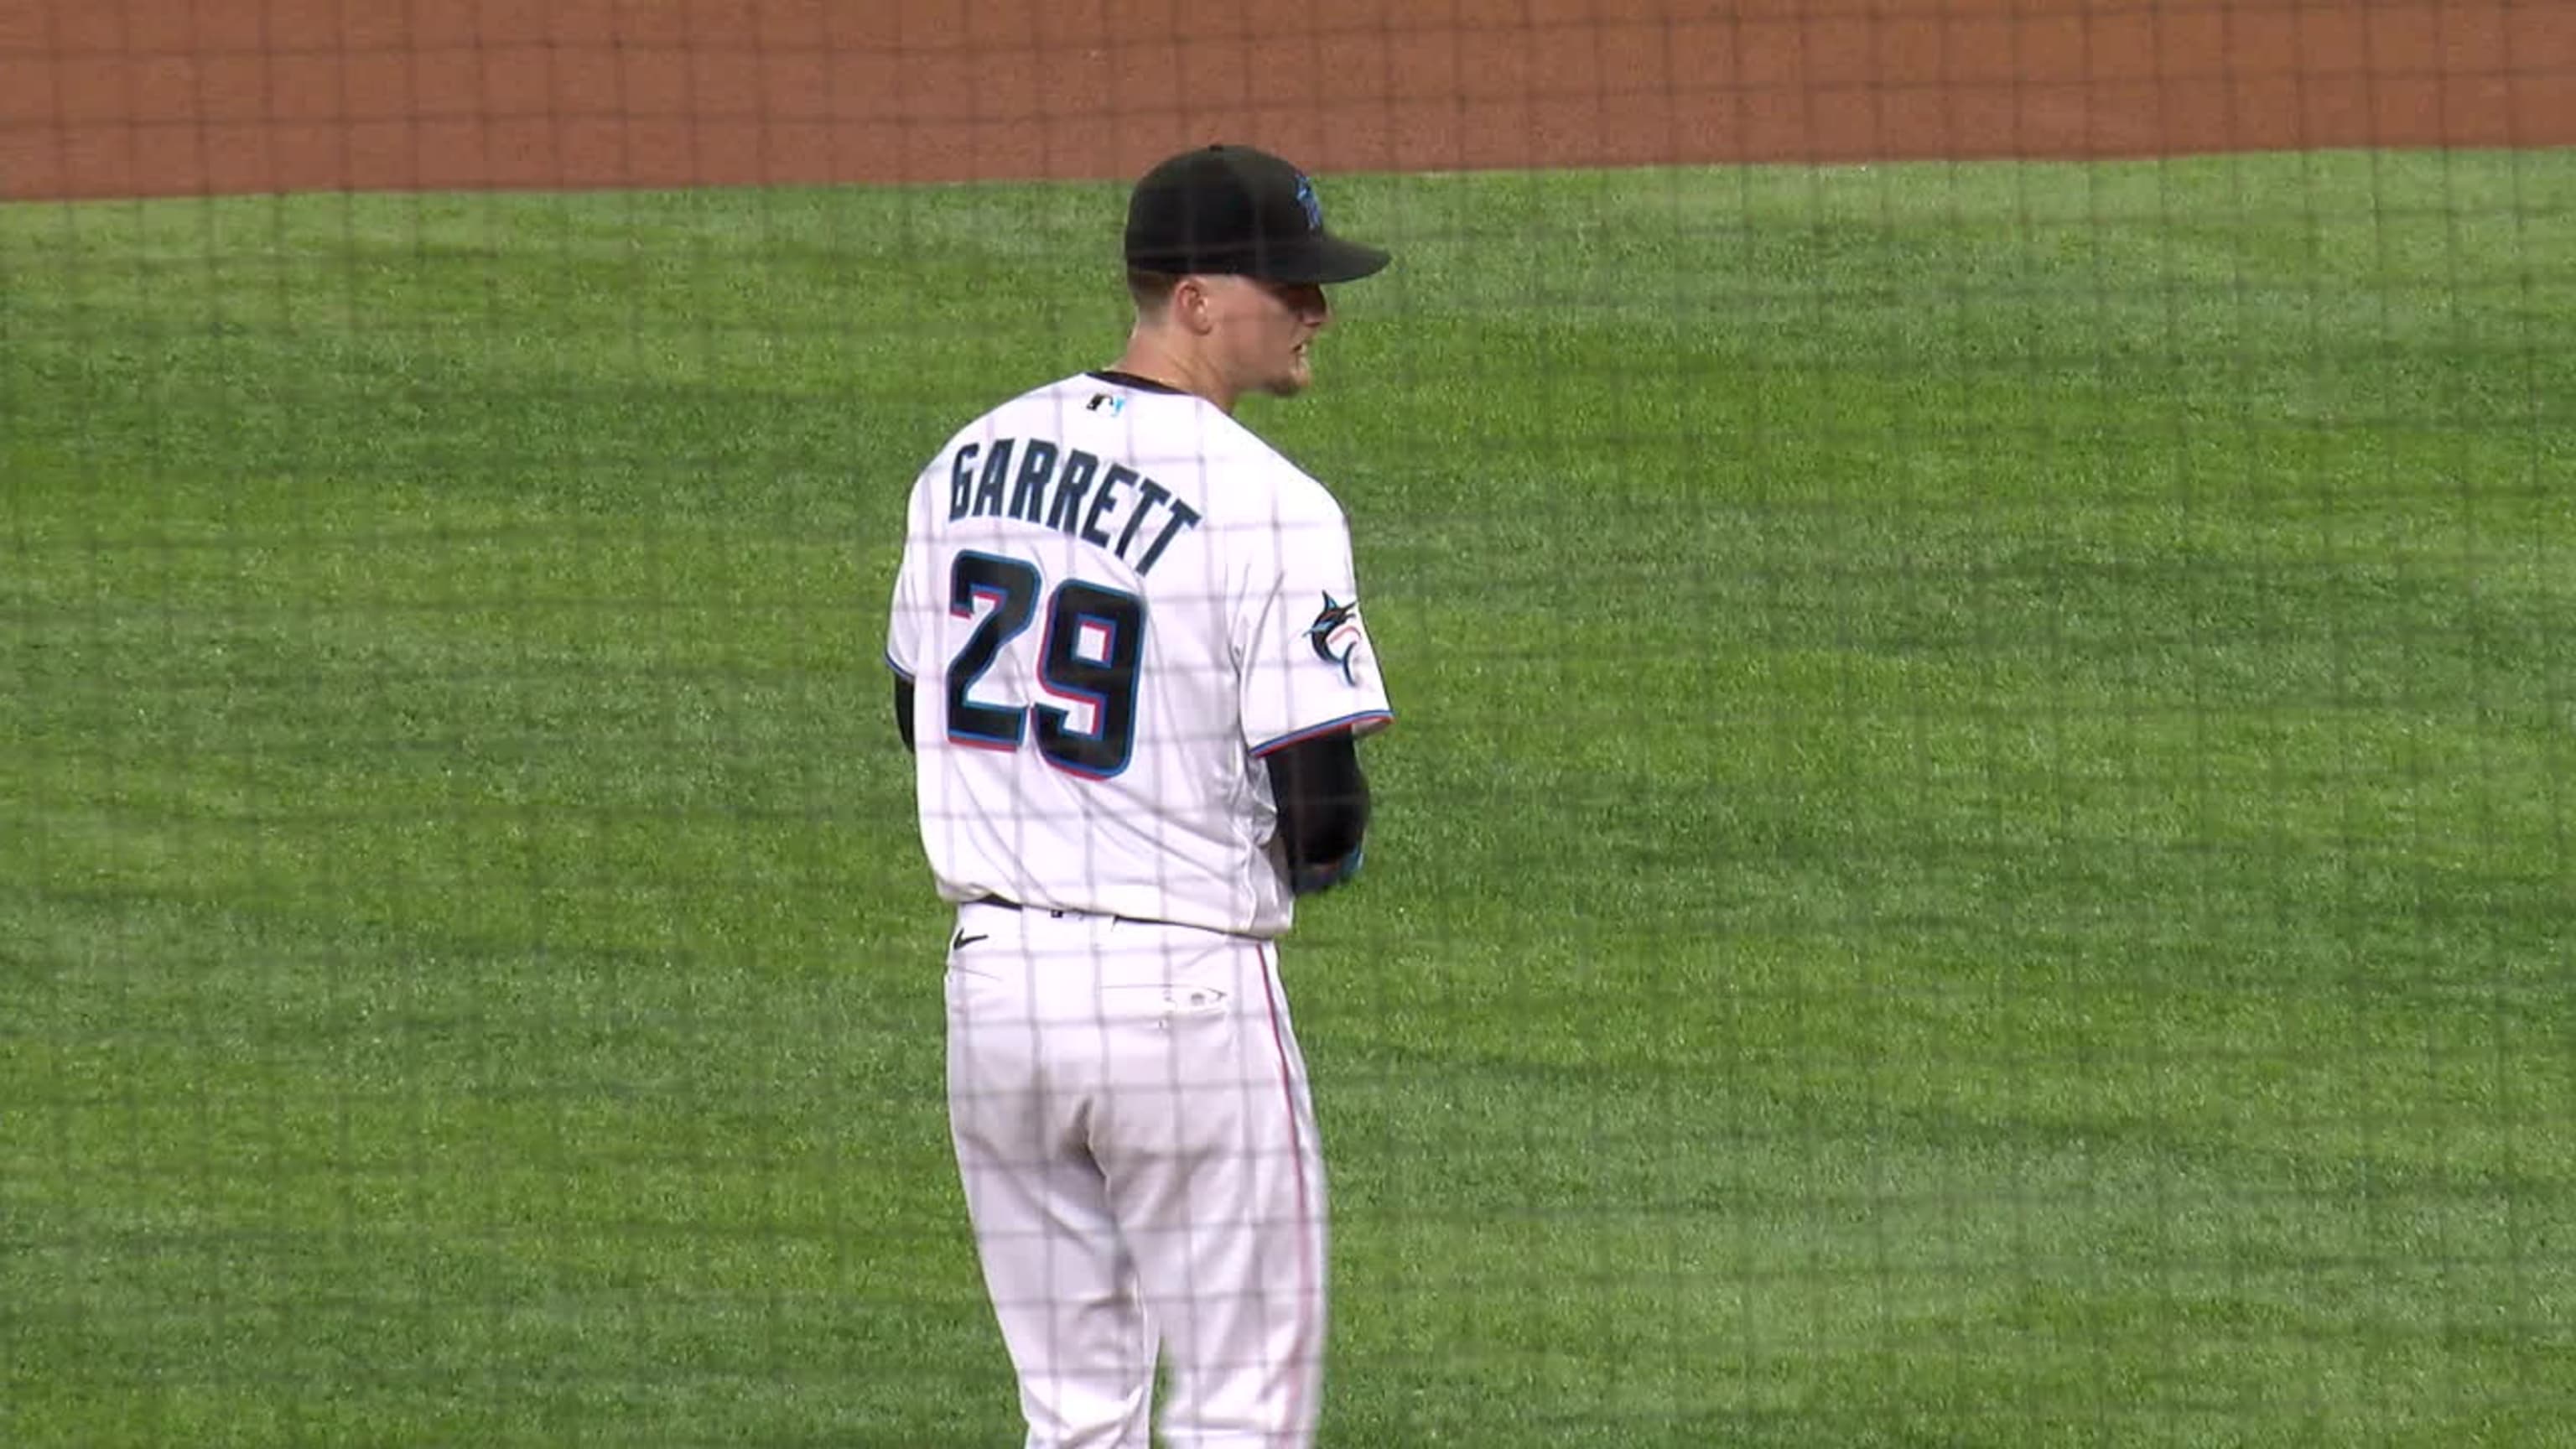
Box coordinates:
[948,436,1205,575]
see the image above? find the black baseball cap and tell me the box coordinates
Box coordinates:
[1124,144,1390,285]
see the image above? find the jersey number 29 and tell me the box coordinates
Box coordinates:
[947,551,1145,779]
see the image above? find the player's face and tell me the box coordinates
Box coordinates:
[1208,276,1332,399]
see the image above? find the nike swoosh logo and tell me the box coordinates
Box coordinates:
[952,931,989,952]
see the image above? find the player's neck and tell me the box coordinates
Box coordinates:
[1109,336,1238,416]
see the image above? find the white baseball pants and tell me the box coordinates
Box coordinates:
[943,900,1329,1448]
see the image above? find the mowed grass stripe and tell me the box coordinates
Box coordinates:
[4,150,2570,1446]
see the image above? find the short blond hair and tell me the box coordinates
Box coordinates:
[1125,268,1183,314]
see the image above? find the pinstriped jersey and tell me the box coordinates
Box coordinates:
[886,371,1393,939]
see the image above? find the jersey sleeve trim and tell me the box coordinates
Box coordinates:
[1249,709,1394,760]
[885,651,915,682]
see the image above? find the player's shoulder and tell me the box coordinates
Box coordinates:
[1197,415,1351,523]
[934,372,1093,449]
[906,374,1091,492]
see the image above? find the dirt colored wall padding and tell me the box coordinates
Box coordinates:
[4,0,2569,200]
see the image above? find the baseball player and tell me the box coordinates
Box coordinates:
[884,143,1394,1447]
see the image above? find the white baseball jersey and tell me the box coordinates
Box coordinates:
[886,370,1393,938]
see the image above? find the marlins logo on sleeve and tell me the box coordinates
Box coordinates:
[1240,501,1391,763]
[1305,593,1368,685]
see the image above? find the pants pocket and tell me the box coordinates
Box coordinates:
[1097,982,1233,1022]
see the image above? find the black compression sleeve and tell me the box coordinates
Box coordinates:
[893,677,917,753]
[1265,732,1369,871]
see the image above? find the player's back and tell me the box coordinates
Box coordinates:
[887,369,1353,937]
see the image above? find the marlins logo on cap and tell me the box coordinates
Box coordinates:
[1123,144,1389,284]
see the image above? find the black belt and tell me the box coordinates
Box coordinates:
[968,896,1160,928]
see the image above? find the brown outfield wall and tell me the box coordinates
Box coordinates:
[2,0,2571,200]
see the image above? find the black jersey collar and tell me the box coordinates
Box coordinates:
[1087,369,1188,395]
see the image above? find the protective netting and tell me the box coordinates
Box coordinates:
[3,4,2568,1445]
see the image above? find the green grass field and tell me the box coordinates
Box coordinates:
[4,149,2572,1446]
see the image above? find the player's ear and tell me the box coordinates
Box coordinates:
[1171,275,1219,336]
